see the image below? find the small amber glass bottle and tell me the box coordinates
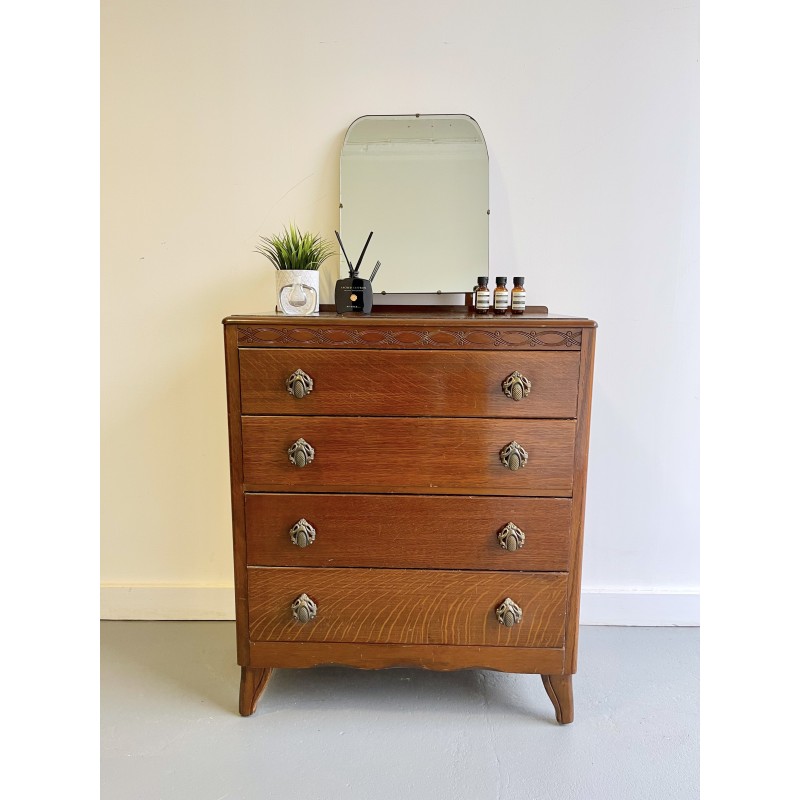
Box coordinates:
[493,277,509,314]
[475,276,490,313]
[511,276,526,314]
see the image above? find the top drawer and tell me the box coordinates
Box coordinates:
[239,349,579,418]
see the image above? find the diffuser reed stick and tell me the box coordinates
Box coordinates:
[354,231,373,275]
[335,230,354,277]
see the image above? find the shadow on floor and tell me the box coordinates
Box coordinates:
[101,620,556,723]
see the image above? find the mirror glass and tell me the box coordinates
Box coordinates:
[340,114,488,294]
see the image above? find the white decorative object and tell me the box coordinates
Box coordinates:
[276,270,319,315]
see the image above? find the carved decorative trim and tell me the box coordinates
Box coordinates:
[238,326,582,350]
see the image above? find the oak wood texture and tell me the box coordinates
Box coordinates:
[248,567,567,648]
[224,325,251,666]
[239,349,579,418]
[227,311,588,322]
[241,416,576,496]
[226,312,593,347]
[239,667,272,716]
[237,324,583,350]
[317,303,551,315]
[564,327,596,673]
[541,674,574,724]
[247,641,565,674]
[245,493,572,571]
[223,311,596,721]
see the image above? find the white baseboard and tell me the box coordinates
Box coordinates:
[579,587,699,626]
[101,584,699,626]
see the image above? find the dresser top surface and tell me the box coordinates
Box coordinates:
[223,311,596,327]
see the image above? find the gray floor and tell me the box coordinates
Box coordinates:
[101,622,698,800]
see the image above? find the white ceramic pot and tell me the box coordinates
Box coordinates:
[275,270,320,315]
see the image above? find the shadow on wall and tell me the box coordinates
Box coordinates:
[581,365,699,589]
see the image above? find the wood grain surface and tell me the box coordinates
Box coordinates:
[224,325,251,665]
[565,327,596,673]
[248,567,567,648]
[542,674,574,724]
[239,348,579,418]
[247,641,565,674]
[224,312,593,324]
[224,312,596,718]
[241,416,576,496]
[225,313,593,352]
[245,493,572,571]
[239,667,271,716]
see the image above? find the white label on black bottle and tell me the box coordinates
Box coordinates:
[476,289,491,310]
[512,290,526,311]
[494,289,509,310]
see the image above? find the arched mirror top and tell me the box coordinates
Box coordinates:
[340,114,489,295]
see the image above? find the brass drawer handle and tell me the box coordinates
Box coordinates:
[292,593,317,623]
[290,518,316,548]
[497,522,525,552]
[286,369,314,399]
[288,438,315,467]
[502,371,531,401]
[500,441,528,471]
[496,598,523,627]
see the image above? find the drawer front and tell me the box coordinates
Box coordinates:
[241,417,575,496]
[246,493,571,571]
[248,567,567,648]
[239,348,579,418]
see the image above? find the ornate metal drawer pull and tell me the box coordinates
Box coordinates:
[286,369,314,399]
[502,371,531,401]
[496,598,523,627]
[291,593,317,623]
[499,441,528,471]
[290,518,316,548]
[288,438,315,468]
[497,522,525,552]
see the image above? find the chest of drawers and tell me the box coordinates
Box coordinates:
[223,311,596,722]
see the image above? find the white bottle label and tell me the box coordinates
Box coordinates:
[494,289,509,310]
[476,289,491,310]
[512,290,526,310]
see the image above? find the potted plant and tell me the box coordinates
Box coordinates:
[255,224,334,315]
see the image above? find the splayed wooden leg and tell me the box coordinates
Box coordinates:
[239,667,272,716]
[541,674,574,724]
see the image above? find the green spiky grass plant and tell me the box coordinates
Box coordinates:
[255,224,335,271]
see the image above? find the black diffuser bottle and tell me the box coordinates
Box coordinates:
[334,230,374,314]
[335,276,374,313]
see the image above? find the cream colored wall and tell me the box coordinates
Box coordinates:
[101,0,699,622]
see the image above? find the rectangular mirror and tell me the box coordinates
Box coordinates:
[340,114,489,295]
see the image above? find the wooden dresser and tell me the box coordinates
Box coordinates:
[223,310,596,723]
